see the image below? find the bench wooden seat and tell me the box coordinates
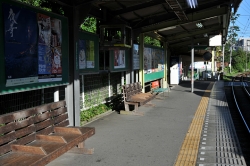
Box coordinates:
[122,82,156,112]
[151,80,170,97]
[0,101,95,166]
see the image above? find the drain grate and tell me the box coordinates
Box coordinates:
[197,82,247,166]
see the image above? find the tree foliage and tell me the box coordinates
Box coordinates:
[17,0,64,14]
[144,36,161,47]
[227,13,240,45]
[80,17,97,33]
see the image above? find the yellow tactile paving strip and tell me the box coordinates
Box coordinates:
[174,82,214,166]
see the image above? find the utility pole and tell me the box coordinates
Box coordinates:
[246,46,247,72]
[246,46,248,72]
[230,44,232,73]
[222,44,225,72]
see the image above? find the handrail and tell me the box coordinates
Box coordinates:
[231,83,250,133]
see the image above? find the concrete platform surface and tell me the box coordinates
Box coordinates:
[47,81,212,166]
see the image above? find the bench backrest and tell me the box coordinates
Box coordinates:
[0,100,68,155]
[122,82,143,101]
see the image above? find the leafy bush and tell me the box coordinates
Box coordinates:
[80,104,111,122]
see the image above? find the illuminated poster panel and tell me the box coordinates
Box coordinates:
[114,50,125,69]
[0,0,69,94]
[78,40,95,69]
[37,13,62,82]
[143,47,152,73]
[3,4,38,87]
[133,44,139,70]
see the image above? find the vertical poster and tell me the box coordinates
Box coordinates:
[51,18,62,75]
[87,40,95,68]
[78,40,86,69]
[114,50,125,69]
[133,44,139,70]
[78,40,95,69]
[155,49,164,71]
[143,47,151,73]
[151,48,156,72]
[3,3,38,87]
[37,13,62,82]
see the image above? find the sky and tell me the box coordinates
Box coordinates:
[234,0,250,38]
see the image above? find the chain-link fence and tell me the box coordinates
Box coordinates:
[80,72,121,110]
[0,86,65,115]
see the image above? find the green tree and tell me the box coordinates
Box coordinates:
[144,36,161,47]
[80,17,97,33]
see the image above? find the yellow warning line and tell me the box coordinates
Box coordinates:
[174,82,214,166]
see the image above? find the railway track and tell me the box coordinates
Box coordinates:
[225,76,250,164]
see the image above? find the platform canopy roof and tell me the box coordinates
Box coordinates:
[50,0,242,56]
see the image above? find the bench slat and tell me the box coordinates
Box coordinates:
[0,132,16,145]
[0,122,15,135]
[36,134,66,143]
[35,119,53,131]
[53,114,68,124]
[15,125,35,139]
[15,133,36,145]
[0,143,12,155]
[11,144,47,155]
[52,107,67,116]
[0,153,44,166]
[54,127,82,135]
[36,126,53,135]
[54,120,69,127]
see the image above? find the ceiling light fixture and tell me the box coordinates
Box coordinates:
[196,22,203,28]
[186,0,198,8]
[158,26,176,31]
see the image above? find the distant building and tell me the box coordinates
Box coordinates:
[236,38,250,51]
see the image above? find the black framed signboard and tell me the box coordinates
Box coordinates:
[0,0,69,94]
[76,31,99,73]
[109,49,129,72]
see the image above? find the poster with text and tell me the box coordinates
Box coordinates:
[3,4,38,86]
[87,40,95,68]
[143,47,152,73]
[37,13,51,45]
[114,50,125,69]
[133,44,139,70]
[78,40,86,69]
[51,18,62,74]
[154,49,164,71]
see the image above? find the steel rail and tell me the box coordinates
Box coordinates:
[231,79,250,133]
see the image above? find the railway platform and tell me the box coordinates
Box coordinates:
[47,80,247,166]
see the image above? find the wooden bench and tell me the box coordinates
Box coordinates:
[0,100,95,166]
[151,80,170,97]
[122,82,156,112]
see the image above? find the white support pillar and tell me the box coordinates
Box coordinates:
[131,70,134,83]
[121,72,124,85]
[212,47,215,76]
[81,75,85,109]
[163,42,168,88]
[135,70,139,82]
[54,87,59,102]
[139,33,145,92]
[191,45,194,93]
[108,73,111,98]
[65,84,74,126]
[126,71,130,84]
[222,44,225,72]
